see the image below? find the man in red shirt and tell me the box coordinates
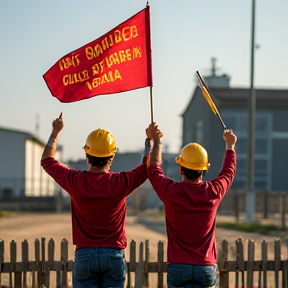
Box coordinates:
[146,123,237,288]
[41,113,150,288]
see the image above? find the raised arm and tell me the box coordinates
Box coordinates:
[223,129,237,151]
[142,138,152,164]
[41,113,64,161]
[146,123,163,167]
[211,129,237,198]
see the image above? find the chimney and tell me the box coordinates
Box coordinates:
[204,57,230,88]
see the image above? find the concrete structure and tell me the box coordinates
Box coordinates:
[181,71,288,191]
[0,126,60,200]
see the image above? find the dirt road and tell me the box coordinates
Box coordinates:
[0,212,286,287]
[0,212,278,259]
[0,212,167,261]
[0,212,167,287]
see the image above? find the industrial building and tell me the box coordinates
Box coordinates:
[181,68,288,191]
[0,126,60,201]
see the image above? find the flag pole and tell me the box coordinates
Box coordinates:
[146,1,154,123]
[150,86,154,123]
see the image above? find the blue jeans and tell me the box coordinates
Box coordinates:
[167,264,218,288]
[73,247,126,288]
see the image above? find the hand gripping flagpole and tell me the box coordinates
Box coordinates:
[196,71,226,129]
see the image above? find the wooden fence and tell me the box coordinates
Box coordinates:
[1,237,288,288]
[218,190,288,225]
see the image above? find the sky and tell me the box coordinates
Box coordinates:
[1,0,287,161]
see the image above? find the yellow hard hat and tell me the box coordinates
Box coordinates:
[83,128,116,157]
[176,143,210,170]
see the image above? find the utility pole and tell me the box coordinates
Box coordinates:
[246,0,256,223]
[35,114,40,135]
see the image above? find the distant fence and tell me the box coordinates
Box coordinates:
[1,237,288,288]
[1,190,288,218]
[219,190,288,224]
[0,178,56,199]
[0,195,70,212]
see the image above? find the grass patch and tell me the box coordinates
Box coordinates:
[0,210,14,218]
[217,221,287,237]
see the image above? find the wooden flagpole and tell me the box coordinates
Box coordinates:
[150,86,154,123]
[146,1,154,124]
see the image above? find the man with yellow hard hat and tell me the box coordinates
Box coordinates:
[41,113,151,288]
[146,123,237,288]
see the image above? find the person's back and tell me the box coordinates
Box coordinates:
[70,171,138,248]
[41,114,150,288]
[146,123,237,288]
[42,158,147,250]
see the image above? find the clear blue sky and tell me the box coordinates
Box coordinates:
[1,0,287,161]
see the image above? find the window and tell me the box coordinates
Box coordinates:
[195,121,203,144]
[222,111,272,190]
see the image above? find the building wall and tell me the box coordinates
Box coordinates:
[272,107,288,131]
[182,90,288,192]
[220,108,273,190]
[0,130,26,179]
[0,130,26,197]
[0,129,59,198]
[205,114,226,181]
[25,139,57,196]
[270,107,288,191]
[272,139,288,191]
[182,87,212,150]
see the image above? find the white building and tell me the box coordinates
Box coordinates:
[0,126,59,200]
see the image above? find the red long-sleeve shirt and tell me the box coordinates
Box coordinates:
[148,150,236,265]
[41,157,147,249]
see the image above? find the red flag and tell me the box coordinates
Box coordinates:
[43,6,152,103]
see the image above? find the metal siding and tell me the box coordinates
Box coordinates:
[182,88,211,147]
[271,139,288,191]
[0,129,56,197]
[0,130,26,178]
[26,139,55,196]
[272,108,288,131]
[206,117,226,180]
[0,130,26,196]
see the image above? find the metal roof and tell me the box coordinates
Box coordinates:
[210,87,288,104]
[0,126,46,146]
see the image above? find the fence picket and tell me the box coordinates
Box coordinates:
[61,238,68,288]
[1,237,288,287]
[22,239,28,288]
[0,240,4,285]
[282,259,288,288]
[40,237,48,288]
[247,239,255,288]
[274,238,281,288]
[235,237,244,288]
[157,241,164,288]
[10,240,16,288]
[127,240,136,288]
[35,239,40,288]
[219,239,229,288]
[135,241,144,288]
[144,239,149,288]
[48,238,55,288]
[261,239,267,288]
